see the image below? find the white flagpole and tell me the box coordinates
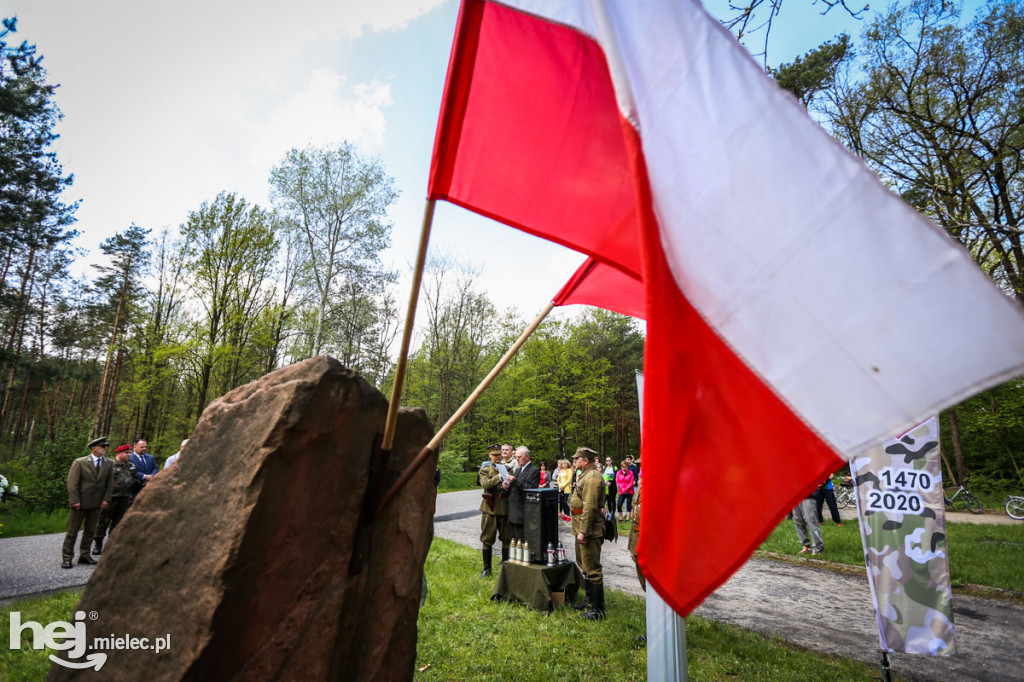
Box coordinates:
[637,369,687,681]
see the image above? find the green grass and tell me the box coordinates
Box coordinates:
[0,590,82,681]
[416,539,884,681]
[758,519,1024,593]
[437,471,478,493]
[0,507,67,538]
[945,523,1024,591]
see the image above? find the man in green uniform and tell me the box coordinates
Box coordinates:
[62,436,114,568]
[478,445,510,577]
[93,444,140,555]
[570,446,607,620]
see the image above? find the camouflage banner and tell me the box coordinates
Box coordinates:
[850,416,956,655]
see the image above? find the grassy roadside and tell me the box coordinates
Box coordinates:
[0,508,67,538]
[1,540,885,682]
[437,471,478,493]
[417,539,884,681]
[755,519,1024,594]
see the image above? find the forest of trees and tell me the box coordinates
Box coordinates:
[1,0,1023,511]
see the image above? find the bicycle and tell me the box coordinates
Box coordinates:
[944,484,984,514]
[834,480,856,509]
[1005,495,1024,521]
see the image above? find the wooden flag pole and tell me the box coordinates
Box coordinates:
[382,199,436,452]
[351,199,435,574]
[376,300,555,516]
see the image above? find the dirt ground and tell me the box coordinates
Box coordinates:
[434,490,1024,682]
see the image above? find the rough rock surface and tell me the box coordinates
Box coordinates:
[50,356,436,681]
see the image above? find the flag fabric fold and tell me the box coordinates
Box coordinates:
[428,0,1024,615]
[552,258,645,319]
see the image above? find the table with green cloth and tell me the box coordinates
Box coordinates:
[491,561,584,611]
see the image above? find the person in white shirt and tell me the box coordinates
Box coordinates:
[164,439,189,469]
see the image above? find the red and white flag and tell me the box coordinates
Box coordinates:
[428,0,1024,615]
[553,258,645,319]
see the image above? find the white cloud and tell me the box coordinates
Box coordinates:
[248,69,393,170]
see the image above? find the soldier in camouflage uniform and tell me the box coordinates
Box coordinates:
[478,445,510,577]
[570,446,607,620]
[93,444,140,555]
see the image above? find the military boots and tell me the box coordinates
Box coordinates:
[581,582,606,620]
[92,538,103,555]
[480,549,492,578]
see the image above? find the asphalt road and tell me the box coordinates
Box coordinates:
[3,493,1021,681]
[0,532,96,604]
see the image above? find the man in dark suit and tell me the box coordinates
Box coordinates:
[130,439,159,485]
[504,446,540,541]
[62,436,114,568]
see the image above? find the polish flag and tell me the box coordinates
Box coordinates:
[553,258,645,320]
[428,0,1024,615]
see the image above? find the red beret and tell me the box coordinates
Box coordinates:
[115,444,132,453]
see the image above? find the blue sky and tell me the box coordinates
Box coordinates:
[8,0,870,319]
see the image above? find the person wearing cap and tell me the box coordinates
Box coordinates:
[92,444,141,555]
[569,446,607,620]
[62,436,114,568]
[477,445,510,577]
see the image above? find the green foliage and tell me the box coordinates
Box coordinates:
[771,34,850,107]
[822,0,1024,301]
[417,538,882,681]
[0,16,77,248]
[180,191,280,413]
[269,142,399,372]
[11,415,90,514]
[406,281,644,467]
[437,471,479,493]
[941,380,1024,490]
[437,449,471,477]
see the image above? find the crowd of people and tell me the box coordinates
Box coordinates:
[477,442,642,622]
[61,435,189,568]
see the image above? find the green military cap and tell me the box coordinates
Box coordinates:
[488,444,502,456]
[88,436,109,448]
[573,446,598,461]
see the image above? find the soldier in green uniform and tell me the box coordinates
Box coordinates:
[478,445,510,577]
[570,446,607,620]
[93,444,140,555]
